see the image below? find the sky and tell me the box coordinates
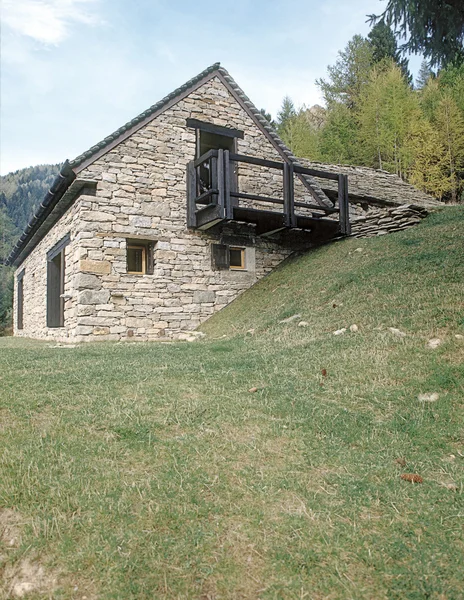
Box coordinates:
[0,0,423,175]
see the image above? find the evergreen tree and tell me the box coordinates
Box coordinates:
[276,97,296,137]
[316,35,374,108]
[368,0,464,67]
[416,60,435,89]
[368,21,412,83]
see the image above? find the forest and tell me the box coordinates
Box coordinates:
[273,22,464,204]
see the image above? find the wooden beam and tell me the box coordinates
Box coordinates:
[231,192,284,205]
[223,150,233,219]
[186,160,197,228]
[186,118,244,139]
[193,148,219,168]
[229,153,284,171]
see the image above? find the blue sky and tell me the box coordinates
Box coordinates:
[1,0,423,175]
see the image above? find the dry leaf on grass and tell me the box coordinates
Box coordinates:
[401,473,423,483]
[395,458,406,467]
[321,369,327,377]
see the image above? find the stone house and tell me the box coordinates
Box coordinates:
[6,63,438,342]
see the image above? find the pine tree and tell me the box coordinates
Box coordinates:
[368,21,412,83]
[276,97,296,138]
[416,60,435,89]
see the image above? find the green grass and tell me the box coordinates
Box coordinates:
[1,207,463,599]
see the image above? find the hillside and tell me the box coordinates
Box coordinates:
[0,207,463,599]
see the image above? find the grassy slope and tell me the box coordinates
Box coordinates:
[0,207,463,599]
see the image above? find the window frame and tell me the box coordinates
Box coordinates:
[229,246,246,270]
[127,244,147,275]
[46,234,70,328]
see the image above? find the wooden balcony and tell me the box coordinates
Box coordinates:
[187,149,350,240]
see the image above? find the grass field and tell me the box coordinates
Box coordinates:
[1,207,463,599]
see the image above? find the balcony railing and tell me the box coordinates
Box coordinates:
[187,149,350,238]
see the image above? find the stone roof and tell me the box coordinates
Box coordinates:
[297,159,441,210]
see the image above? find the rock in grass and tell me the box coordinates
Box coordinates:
[401,473,423,483]
[388,327,407,337]
[441,482,458,491]
[427,338,442,349]
[395,458,406,467]
[298,321,309,327]
[418,392,439,402]
[350,324,359,333]
[455,334,464,340]
[333,328,347,336]
[279,314,301,324]
[248,387,258,393]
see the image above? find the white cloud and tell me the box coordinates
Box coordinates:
[1,0,101,45]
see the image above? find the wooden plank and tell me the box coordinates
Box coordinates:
[195,204,225,229]
[217,149,225,218]
[186,118,244,139]
[338,174,346,234]
[195,189,218,205]
[193,148,219,168]
[186,160,197,228]
[283,162,295,227]
[344,174,351,235]
[223,150,233,219]
[229,153,284,171]
[231,192,284,205]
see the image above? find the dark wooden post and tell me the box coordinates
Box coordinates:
[343,174,350,235]
[283,162,295,227]
[186,160,197,228]
[223,149,232,219]
[338,174,346,235]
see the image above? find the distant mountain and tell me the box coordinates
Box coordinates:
[1,164,60,237]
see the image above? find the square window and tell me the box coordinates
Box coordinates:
[126,240,155,275]
[229,247,245,270]
[127,245,146,274]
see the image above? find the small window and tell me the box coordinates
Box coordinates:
[211,244,247,271]
[229,247,245,270]
[126,240,155,275]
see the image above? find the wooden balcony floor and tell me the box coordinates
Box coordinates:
[196,205,340,238]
